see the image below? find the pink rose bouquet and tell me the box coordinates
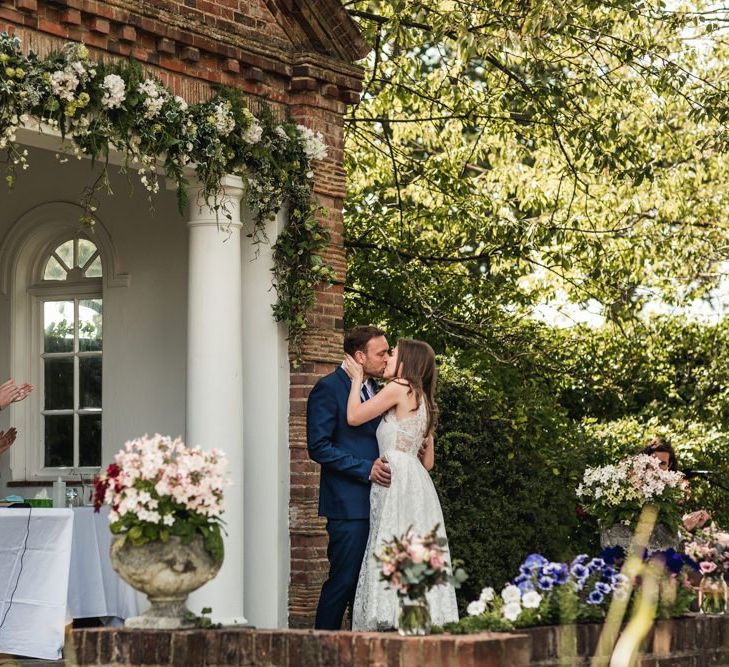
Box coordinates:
[375,525,466,601]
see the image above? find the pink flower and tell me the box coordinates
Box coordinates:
[430,551,445,569]
[700,561,718,575]
[382,562,395,576]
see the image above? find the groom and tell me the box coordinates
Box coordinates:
[307,325,392,630]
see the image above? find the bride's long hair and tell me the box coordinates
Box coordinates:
[393,339,438,436]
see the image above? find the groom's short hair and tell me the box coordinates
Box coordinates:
[344,326,386,355]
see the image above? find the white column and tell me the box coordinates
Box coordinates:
[241,205,290,628]
[185,176,247,625]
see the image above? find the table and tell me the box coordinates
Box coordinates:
[0,508,73,660]
[0,506,140,660]
[67,506,139,621]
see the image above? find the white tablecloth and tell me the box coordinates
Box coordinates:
[0,508,73,660]
[67,506,138,621]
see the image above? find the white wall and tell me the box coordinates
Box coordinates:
[0,144,188,497]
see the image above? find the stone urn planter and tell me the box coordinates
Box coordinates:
[110,534,222,629]
[600,523,679,553]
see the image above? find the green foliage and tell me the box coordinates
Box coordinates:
[110,509,225,564]
[431,358,592,606]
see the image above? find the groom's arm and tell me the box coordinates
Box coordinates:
[307,380,373,484]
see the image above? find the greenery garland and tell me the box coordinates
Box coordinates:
[0,33,334,359]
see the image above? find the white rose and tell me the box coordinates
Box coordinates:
[466,599,486,616]
[501,584,521,605]
[502,601,522,622]
[522,590,542,609]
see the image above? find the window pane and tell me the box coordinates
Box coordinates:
[44,301,74,353]
[45,357,74,409]
[79,415,102,467]
[78,239,98,268]
[56,240,74,269]
[45,415,73,467]
[86,256,102,278]
[79,299,102,352]
[44,255,67,281]
[79,357,102,408]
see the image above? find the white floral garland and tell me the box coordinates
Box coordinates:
[0,34,333,357]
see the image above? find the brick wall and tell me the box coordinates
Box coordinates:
[1,0,367,628]
[71,628,532,667]
[71,617,729,667]
[524,616,729,666]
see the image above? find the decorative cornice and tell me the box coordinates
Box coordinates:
[3,0,370,104]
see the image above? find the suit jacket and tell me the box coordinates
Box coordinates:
[306,367,381,519]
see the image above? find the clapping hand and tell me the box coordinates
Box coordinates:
[0,428,17,455]
[0,379,33,411]
[342,354,364,384]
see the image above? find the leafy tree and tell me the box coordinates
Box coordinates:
[344,1,729,344]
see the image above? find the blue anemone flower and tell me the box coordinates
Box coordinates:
[570,563,588,580]
[587,590,604,605]
[523,554,549,570]
[513,574,535,594]
[595,582,611,595]
[587,558,605,574]
[571,554,589,567]
[537,576,554,591]
[550,563,569,584]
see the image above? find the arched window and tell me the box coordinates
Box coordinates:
[36,235,103,470]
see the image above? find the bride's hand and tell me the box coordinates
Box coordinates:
[343,354,364,383]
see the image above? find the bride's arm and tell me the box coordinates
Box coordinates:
[420,434,434,471]
[343,356,401,425]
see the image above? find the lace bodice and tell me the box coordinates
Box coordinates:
[375,400,428,459]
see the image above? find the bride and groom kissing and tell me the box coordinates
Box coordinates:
[307,325,459,631]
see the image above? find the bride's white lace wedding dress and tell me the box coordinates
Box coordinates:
[352,400,459,630]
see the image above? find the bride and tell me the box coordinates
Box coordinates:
[343,339,459,631]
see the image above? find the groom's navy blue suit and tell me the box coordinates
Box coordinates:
[307,366,381,630]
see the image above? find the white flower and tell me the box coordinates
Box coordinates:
[50,69,79,101]
[101,74,125,109]
[467,599,486,616]
[209,101,235,136]
[242,120,263,144]
[296,124,328,161]
[274,125,289,140]
[502,601,522,622]
[479,586,495,603]
[501,584,521,605]
[522,590,542,609]
[174,95,188,111]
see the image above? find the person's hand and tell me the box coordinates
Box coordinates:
[0,380,21,411]
[370,457,391,487]
[418,435,432,462]
[342,354,364,384]
[14,383,33,402]
[0,428,17,455]
[683,509,711,532]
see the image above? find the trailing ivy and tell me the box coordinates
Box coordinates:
[0,34,333,360]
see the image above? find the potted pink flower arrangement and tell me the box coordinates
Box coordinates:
[94,434,229,628]
[376,525,466,635]
[684,524,729,614]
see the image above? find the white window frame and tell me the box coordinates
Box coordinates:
[30,279,103,477]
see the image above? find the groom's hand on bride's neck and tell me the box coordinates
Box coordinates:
[370,457,391,487]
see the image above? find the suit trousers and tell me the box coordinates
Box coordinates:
[314,518,369,630]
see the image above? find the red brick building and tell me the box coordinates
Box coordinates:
[0,0,368,629]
